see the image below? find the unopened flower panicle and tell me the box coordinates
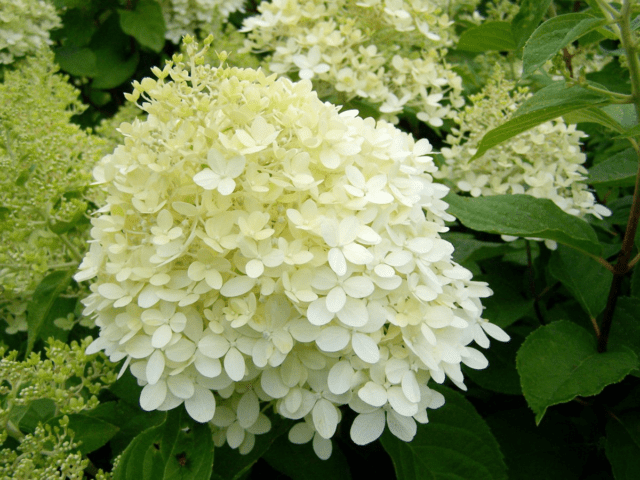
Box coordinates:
[77,36,508,458]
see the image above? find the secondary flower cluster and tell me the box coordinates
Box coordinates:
[77,37,508,458]
[0,49,107,334]
[240,0,467,127]
[159,0,247,44]
[435,71,611,227]
[0,0,60,64]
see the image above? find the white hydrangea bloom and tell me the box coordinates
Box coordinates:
[77,37,508,457]
[241,0,466,127]
[159,0,246,44]
[435,71,611,246]
[0,0,60,64]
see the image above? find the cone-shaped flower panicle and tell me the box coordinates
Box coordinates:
[77,36,508,457]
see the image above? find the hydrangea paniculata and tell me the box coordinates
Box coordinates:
[240,0,466,127]
[0,0,60,64]
[77,37,508,458]
[160,0,247,44]
[435,70,611,243]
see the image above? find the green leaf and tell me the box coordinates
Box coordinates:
[48,413,120,455]
[91,48,140,90]
[516,321,638,424]
[262,433,352,480]
[54,46,98,77]
[118,0,166,53]
[381,385,507,480]
[523,13,607,77]
[456,22,516,52]
[548,245,613,318]
[487,409,588,480]
[26,270,74,354]
[445,233,512,265]
[615,123,640,139]
[212,417,289,480]
[463,333,524,395]
[444,192,602,256]
[562,106,626,133]
[588,148,637,187]
[113,409,213,480]
[511,0,553,49]
[473,82,609,159]
[610,297,640,375]
[606,412,640,479]
[602,104,638,129]
[477,272,533,329]
[8,399,57,434]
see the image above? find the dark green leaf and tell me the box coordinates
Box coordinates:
[445,233,513,265]
[91,48,140,90]
[381,385,507,480]
[610,297,640,375]
[54,46,98,77]
[213,417,289,480]
[477,272,533,330]
[523,13,606,77]
[118,0,166,52]
[456,22,516,52]
[113,409,213,480]
[262,432,352,480]
[473,82,609,159]
[516,321,638,424]
[445,192,602,256]
[588,148,637,187]
[8,399,57,434]
[464,334,524,395]
[27,270,74,354]
[562,106,626,133]
[606,412,640,479]
[109,402,167,456]
[511,0,553,49]
[487,409,588,480]
[548,245,613,318]
[48,413,120,454]
[57,8,97,47]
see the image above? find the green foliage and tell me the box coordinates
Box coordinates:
[522,13,607,77]
[516,321,637,424]
[380,386,508,480]
[457,22,516,52]
[444,193,602,255]
[472,81,611,159]
[112,409,213,480]
[3,0,640,478]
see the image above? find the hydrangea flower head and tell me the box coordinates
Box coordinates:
[0,0,60,64]
[435,70,611,236]
[77,36,508,457]
[240,0,466,126]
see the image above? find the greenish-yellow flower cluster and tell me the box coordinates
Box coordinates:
[0,49,107,333]
[0,338,116,479]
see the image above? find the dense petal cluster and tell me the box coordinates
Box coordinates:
[0,0,60,64]
[160,0,247,44]
[435,72,611,226]
[241,0,467,127]
[0,49,107,333]
[78,37,507,457]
